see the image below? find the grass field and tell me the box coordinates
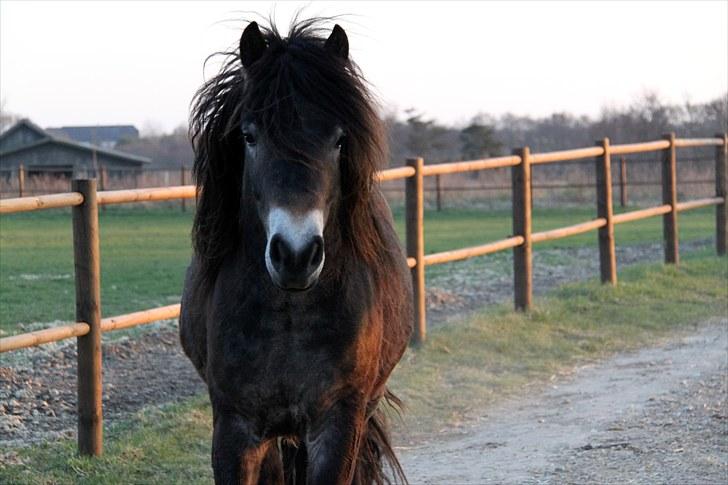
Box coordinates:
[0,205,719,335]
[1,252,725,484]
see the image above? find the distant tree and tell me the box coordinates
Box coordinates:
[116,123,194,169]
[459,118,502,160]
[404,109,447,160]
[382,93,726,169]
[458,119,502,178]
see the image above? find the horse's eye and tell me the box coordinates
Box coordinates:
[243,132,256,145]
[335,135,346,149]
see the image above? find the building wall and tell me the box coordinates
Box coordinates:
[0,143,143,174]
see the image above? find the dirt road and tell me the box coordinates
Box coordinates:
[399,318,728,484]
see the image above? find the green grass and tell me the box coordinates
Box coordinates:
[0,205,718,335]
[1,252,725,484]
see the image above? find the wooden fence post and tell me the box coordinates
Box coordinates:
[181,166,187,212]
[661,133,679,265]
[72,179,103,456]
[596,138,617,284]
[99,166,107,213]
[716,133,728,255]
[435,174,442,212]
[18,164,25,198]
[406,157,426,343]
[99,166,107,192]
[619,156,627,207]
[512,147,532,310]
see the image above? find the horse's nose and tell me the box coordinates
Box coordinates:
[268,233,324,290]
[265,208,325,291]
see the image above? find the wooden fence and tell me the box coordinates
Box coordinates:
[0,133,726,456]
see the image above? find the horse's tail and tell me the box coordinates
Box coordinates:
[353,389,408,485]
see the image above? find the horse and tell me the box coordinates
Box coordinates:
[179,18,413,485]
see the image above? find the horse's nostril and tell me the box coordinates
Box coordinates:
[269,234,289,269]
[307,236,324,269]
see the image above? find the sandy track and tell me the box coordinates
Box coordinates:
[399,319,727,484]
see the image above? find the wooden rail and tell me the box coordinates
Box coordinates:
[674,138,724,148]
[0,134,725,457]
[675,197,724,212]
[610,139,671,155]
[0,304,182,353]
[97,186,196,205]
[530,146,604,165]
[421,155,521,175]
[612,204,672,224]
[423,236,524,265]
[531,218,607,244]
[0,192,84,214]
[374,166,416,182]
[0,322,91,352]
[100,304,181,332]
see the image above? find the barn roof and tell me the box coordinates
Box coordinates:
[46,125,139,144]
[0,119,150,165]
[0,118,48,141]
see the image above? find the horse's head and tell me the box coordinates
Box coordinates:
[191,19,385,292]
[241,22,352,291]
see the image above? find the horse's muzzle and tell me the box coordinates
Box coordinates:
[267,233,324,290]
[264,208,325,291]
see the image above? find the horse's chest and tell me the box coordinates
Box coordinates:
[211,305,356,410]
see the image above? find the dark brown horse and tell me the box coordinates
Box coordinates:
[180,18,412,485]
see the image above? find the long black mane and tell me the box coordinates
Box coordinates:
[189,18,388,288]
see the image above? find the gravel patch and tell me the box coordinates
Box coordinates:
[0,324,203,448]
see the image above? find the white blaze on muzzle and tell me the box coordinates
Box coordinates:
[264,207,325,288]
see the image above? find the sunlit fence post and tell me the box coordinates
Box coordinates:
[717,133,728,255]
[619,156,628,208]
[512,147,532,310]
[72,179,103,456]
[406,157,426,343]
[596,138,617,284]
[17,164,25,198]
[662,133,679,265]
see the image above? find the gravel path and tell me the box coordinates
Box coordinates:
[399,318,728,484]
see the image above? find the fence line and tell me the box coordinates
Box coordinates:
[3,156,718,212]
[0,133,726,456]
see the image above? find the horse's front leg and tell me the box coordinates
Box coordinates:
[305,397,366,485]
[212,410,275,485]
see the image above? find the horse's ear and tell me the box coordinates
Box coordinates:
[240,21,267,68]
[324,24,349,60]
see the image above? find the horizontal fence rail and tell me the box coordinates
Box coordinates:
[0,192,84,214]
[0,134,725,457]
[0,304,182,353]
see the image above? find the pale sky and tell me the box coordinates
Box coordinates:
[1,1,726,133]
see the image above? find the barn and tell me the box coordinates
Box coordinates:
[0,119,150,178]
[46,124,139,149]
